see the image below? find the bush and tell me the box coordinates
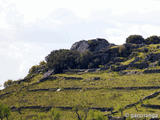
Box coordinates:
[39,61,46,66]
[0,103,11,120]
[28,61,47,75]
[45,48,110,72]
[4,80,13,88]
[29,65,40,74]
[145,35,160,44]
[126,35,145,44]
[45,49,80,73]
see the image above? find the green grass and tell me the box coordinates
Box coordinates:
[121,57,135,65]
[1,71,160,119]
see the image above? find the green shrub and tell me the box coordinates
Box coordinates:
[4,80,13,88]
[72,106,89,120]
[45,49,80,73]
[145,35,160,44]
[0,103,11,120]
[29,65,40,74]
[126,35,145,44]
[28,61,47,75]
[39,61,46,66]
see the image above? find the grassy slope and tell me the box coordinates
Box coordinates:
[1,44,160,119]
[1,71,160,120]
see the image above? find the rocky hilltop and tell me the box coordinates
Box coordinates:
[2,35,160,120]
[18,35,160,77]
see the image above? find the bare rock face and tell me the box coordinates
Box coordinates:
[70,38,110,53]
[71,40,89,53]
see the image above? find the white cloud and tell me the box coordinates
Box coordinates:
[0,40,48,87]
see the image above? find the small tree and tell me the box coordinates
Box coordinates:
[45,49,80,73]
[145,35,160,44]
[4,80,13,88]
[73,105,89,120]
[126,35,145,44]
[39,61,46,66]
[28,65,40,74]
[72,93,90,120]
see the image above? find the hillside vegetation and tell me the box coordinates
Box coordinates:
[1,35,160,120]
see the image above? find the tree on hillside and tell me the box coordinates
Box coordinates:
[145,35,160,44]
[45,49,80,73]
[4,80,13,88]
[73,105,89,120]
[126,35,145,44]
[28,61,47,75]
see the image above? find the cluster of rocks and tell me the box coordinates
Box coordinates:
[119,70,142,75]
[70,38,112,53]
[70,38,160,73]
[111,62,149,72]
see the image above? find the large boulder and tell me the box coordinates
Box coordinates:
[70,38,111,53]
[71,40,89,53]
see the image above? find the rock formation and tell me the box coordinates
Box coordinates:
[70,38,111,53]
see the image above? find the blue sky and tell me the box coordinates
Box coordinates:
[0,0,160,87]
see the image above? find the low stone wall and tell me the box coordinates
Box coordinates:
[105,90,160,117]
[11,106,52,112]
[39,76,57,82]
[63,67,108,73]
[11,106,112,112]
[28,87,100,92]
[142,91,160,100]
[28,86,160,92]
[28,88,57,92]
[113,86,160,90]
[63,77,83,80]
[111,62,149,72]
[108,116,126,120]
[143,69,160,74]
[141,104,160,109]
[0,91,13,98]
